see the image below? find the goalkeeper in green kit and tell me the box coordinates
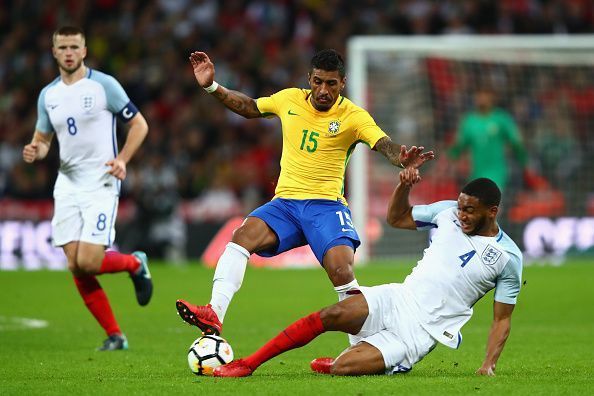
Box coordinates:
[448,87,538,191]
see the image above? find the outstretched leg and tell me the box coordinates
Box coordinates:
[177,216,277,334]
[214,293,370,377]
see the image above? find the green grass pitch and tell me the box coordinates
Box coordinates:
[1,259,593,395]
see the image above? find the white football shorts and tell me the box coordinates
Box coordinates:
[52,189,119,247]
[356,283,437,374]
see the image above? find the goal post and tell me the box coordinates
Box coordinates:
[347,35,594,263]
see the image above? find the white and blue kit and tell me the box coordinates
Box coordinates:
[355,201,523,374]
[35,68,139,246]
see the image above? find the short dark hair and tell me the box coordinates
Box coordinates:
[462,178,501,207]
[310,49,345,78]
[52,26,85,46]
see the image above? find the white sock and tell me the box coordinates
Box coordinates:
[334,279,360,302]
[209,242,249,322]
[334,279,361,345]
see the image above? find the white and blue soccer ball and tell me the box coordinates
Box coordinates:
[187,335,234,376]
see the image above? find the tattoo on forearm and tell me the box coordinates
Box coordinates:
[212,90,228,101]
[213,88,260,118]
[375,137,400,165]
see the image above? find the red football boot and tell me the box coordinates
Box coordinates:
[213,359,254,377]
[310,357,334,374]
[175,300,222,335]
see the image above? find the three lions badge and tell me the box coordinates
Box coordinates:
[80,93,95,112]
[481,244,502,265]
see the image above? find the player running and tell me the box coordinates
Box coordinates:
[176,49,434,338]
[213,170,523,377]
[23,26,151,351]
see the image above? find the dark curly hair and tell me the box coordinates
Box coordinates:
[310,49,345,78]
[462,178,501,207]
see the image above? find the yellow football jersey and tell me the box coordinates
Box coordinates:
[257,88,387,204]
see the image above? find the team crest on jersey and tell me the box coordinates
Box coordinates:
[80,93,95,111]
[481,244,502,265]
[327,120,341,136]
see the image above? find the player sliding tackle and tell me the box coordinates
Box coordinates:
[176,49,434,342]
[213,168,523,377]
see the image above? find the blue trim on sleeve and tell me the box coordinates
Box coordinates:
[412,201,456,230]
[415,220,437,228]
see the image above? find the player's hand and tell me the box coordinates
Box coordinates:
[189,51,215,89]
[106,158,127,180]
[399,167,421,187]
[23,143,39,163]
[399,145,435,169]
[476,364,496,376]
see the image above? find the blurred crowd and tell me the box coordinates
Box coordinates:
[1,0,594,219]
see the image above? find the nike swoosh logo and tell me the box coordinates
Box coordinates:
[48,105,59,110]
[341,228,353,232]
[91,232,104,236]
[288,110,299,116]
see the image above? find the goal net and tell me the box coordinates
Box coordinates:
[347,35,594,262]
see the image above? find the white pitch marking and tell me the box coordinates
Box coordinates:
[0,316,49,331]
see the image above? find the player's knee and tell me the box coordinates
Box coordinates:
[326,263,354,286]
[231,224,271,252]
[75,255,100,275]
[67,260,82,276]
[231,225,256,246]
[320,304,347,330]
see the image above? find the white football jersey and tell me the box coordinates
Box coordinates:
[401,201,523,349]
[35,68,139,193]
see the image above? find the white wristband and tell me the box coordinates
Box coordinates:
[203,81,219,93]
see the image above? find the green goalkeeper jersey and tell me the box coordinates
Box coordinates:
[449,108,527,190]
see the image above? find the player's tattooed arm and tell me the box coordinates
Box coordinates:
[373,136,435,169]
[374,136,403,167]
[212,87,261,119]
[188,51,261,119]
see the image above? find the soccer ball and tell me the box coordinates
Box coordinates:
[187,335,234,376]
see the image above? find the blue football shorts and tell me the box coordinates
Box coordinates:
[248,198,361,264]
